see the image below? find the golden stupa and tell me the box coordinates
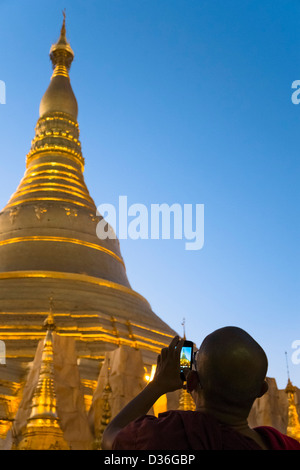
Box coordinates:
[1,15,299,450]
[0,15,176,448]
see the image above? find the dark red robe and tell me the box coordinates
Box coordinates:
[112,410,300,450]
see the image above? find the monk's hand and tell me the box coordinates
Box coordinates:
[151,336,185,394]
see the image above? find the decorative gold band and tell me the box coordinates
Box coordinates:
[0,237,125,267]
[38,113,79,129]
[10,184,94,204]
[31,132,81,148]
[21,175,87,190]
[5,196,95,211]
[52,64,70,78]
[26,148,85,172]
[26,162,83,178]
[0,270,149,305]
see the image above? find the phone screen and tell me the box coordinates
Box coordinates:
[180,346,192,369]
[180,341,193,380]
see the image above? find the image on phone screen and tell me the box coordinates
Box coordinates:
[180,346,192,369]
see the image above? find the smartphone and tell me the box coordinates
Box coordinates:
[180,340,193,381]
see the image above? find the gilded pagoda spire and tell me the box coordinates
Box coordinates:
[17,307,69,450]
[284,352,300,442]
[178,388,196,411]
[39,10,78,120]
[27,315,58,423]
[285,378,300,442]
[4,12,95,212]
[285,380,300,442]
[0,14,135,288]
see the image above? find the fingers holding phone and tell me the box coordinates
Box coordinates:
[153,336,185,393]
[180,340,194,381]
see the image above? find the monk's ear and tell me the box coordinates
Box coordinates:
[257,380,268,398]
[186,370,200,393]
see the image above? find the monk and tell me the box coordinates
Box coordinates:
[102,327,300,450]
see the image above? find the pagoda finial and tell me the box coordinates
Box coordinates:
[38,12,78,120]
[59,8,67,42]
[44,296,56,331]
[62,8,66,32]
[181,318,186,340]
[285,351,290,381]
[49,12,74,76]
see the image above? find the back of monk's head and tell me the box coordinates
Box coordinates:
[197,326,268,412]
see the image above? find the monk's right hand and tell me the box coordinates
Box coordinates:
[151,336,185,394]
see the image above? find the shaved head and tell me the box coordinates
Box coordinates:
[196,327,268,414]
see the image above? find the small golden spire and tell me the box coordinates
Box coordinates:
[285,379,300,442]
[27,309,58,425]
[284,353,300,442]
[178,388,196,411]
[17,308,69,449]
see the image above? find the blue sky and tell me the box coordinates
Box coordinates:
[0,0,299,388]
